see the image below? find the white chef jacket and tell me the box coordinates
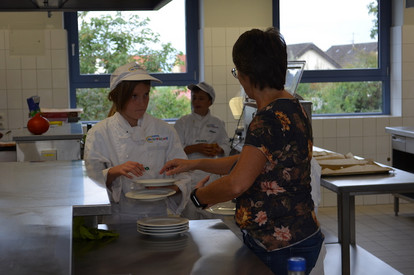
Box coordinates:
[84,112,191,224]
[174,111,230,160]
[310,157,322,213]
[174,111,230,219]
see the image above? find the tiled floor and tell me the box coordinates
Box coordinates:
[318,203,414,275]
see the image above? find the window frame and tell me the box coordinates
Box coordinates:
[273,0,391,115]
[64,0,199,108]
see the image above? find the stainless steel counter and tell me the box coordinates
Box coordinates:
[385,126,414,138]
[12,123,84,142]
[0,161,111,275]
[0,161,272,275]
[73,219,273,275]
[321,166,414,275]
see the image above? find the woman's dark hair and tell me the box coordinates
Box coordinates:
[232,27,287,90]
[108,80,151,112]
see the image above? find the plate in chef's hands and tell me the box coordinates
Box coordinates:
[133,178,176,187]
[125,189,176,201]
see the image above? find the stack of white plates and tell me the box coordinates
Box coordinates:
[139,234,189,252]
[137,216,189,237]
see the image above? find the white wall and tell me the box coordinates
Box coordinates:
[0,12,68,130]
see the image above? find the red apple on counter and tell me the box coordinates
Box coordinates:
[27,113,50,135]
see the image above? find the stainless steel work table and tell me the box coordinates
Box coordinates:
[0,161,111,275]
[12,123,84,161]
[73,219,274,275]
[321,167,414,275]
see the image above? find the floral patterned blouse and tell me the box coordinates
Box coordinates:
[235,98,320,251]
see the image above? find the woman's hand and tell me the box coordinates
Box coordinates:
[159,158,195,176]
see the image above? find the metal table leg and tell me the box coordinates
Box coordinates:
[394,196,400,216]
[350,195,355,244]
[338,192,353,275]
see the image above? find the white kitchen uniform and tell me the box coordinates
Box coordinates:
[174,111,230,160]
[174,111,230,219]
[310,157,322,214]
[84,112,191,224]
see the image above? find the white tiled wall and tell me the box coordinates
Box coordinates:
[0,29,69,130]
[203,26,267,137]
[203,25,414,208]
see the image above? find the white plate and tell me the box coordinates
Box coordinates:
[138,225,189,233]
[125,189,176,201]
[138,223,189,230]
[137,216,189,227]
[134,178,176,187]
[139,234,189,251]
[205,201,236,216]
[137,227,189,237]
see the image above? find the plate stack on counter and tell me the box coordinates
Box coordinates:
[137,216,189,237]
[139,234,189,252]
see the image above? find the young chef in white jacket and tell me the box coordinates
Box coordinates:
[84,62,191,224]
[174,82,230,219]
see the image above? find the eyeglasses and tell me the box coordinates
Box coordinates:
[231,67,238,79]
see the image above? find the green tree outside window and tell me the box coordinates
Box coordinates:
[76,11,191,121]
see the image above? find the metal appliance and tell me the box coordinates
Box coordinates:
[385,126,414,215]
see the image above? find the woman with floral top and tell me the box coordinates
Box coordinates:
[160,28,324,275]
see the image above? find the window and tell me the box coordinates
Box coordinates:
[273,0,390,115]
[64,0,198,121]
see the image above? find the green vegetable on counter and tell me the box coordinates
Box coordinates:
[73,216,119,240]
